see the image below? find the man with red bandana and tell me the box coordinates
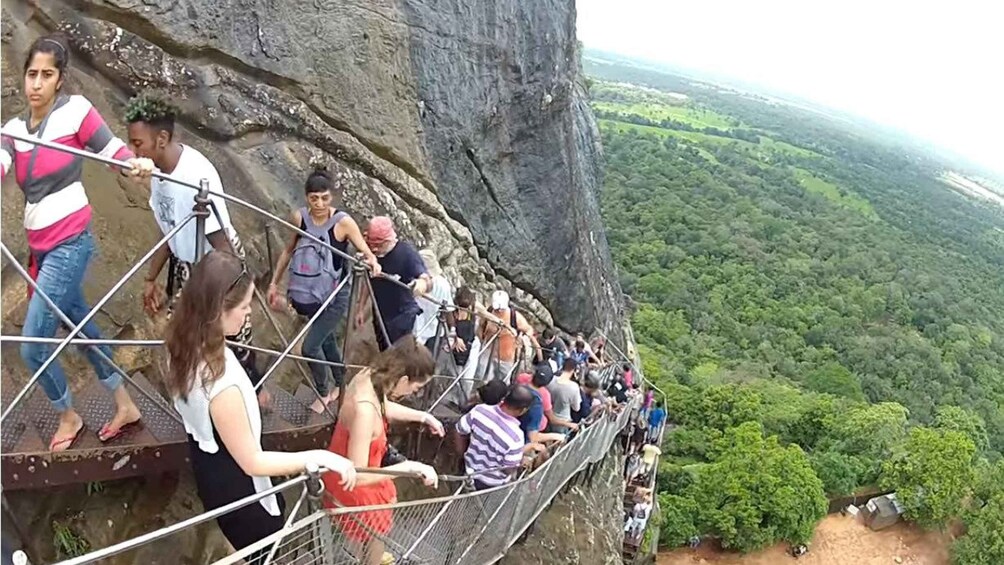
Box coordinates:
[356,216,431,350]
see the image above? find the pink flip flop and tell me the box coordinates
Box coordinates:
[97,419,143,442]
[49,423,85,452]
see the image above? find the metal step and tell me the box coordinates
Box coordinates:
[1,383,34,453]
[75,380,158,447]
[263,383,310,431]
[127,372,186,443]
[293,383,337,426]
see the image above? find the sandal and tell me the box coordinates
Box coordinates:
[97,419,143,442]
[49,423,85,452]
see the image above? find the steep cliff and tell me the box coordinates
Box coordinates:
[1,0,624,339]
[501,442,627,565]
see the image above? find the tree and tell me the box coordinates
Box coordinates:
[935,405,990,455]
[952,495,1004,565]
[827,402,909,459]
[658,493,700,547]
[881,427,976,529]
[809,450,867,497]
[803,362,864,401]
[691,422,827,552]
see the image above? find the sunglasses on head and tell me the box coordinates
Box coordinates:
[227,261,249,293]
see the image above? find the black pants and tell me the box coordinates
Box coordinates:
[189,431,286,562]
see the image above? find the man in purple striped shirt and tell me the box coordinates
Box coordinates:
[456,384,541,490]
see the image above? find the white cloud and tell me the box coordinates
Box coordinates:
[576,0,1004,173]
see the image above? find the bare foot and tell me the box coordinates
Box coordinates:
[310,390,339,414]
[99,403,142,441]
[258,388,272,411]
[50,411,84,452]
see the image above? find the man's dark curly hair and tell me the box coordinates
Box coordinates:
[124,94,177,138]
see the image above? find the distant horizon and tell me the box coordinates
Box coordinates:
[575,0,1004,178]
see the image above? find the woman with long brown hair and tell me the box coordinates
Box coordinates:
[323,336,444,565]
[165,250,356,561]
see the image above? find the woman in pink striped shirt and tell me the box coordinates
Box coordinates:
[1,36,155,451]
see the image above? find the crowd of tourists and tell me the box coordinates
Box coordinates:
[622,392,667,543]
[2,35,642,565]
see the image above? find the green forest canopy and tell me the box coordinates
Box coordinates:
[589,60,1004,559]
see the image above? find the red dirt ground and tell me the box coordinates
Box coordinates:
[658,514,953,565]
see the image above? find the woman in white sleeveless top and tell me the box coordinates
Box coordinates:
[165,250,356,560]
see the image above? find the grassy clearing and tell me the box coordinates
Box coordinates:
[792,167,876,217]
[599,119,820,160]
[593,100,737,129]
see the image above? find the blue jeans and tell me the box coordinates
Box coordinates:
[21,229,120,411]
[301,283,351,396]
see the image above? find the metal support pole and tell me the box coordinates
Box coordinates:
[254,275,352,390]
[0,216,194,423]
[193,178,211,262]
[428,332,500,412]
[364,273,392,349]
[339,257,368,411]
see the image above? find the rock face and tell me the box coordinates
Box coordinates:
[501,442,627,565]
[1,0,625,340]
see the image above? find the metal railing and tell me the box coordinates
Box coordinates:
[0,129,529,428]
[2,128,641,564]
[52,378,635,565]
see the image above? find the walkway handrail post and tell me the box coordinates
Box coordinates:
[193,178,211,261]
[339,256,368,410]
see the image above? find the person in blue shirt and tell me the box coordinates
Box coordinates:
[516,384,565,445]
[356,216,430,351]
[572,373,605,424]
[647,403,667,444]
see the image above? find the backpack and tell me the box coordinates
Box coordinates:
[287,208,348,316]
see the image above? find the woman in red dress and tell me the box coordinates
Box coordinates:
[323,336,444,564]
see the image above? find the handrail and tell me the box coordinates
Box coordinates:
[0,131,525,354]
[50,391,637,565]
[0,335,485,382]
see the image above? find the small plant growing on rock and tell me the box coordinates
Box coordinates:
[52,519,90,559]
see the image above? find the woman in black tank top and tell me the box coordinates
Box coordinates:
[266,166,381,413]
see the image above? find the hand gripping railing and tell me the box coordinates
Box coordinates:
[51,391,638,565]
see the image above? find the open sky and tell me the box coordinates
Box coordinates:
[576,0,1004,175]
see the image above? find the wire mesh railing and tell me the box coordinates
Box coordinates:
[49,378,635,565]
[237,392,634,565]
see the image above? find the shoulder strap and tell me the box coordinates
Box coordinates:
[326,209,350,242]
[297,207,309,234]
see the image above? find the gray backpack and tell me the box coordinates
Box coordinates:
[287,208,348,316]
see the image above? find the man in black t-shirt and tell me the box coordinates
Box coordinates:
[540,327,568,370]
[358,216,430,350]
[606,374,629,404]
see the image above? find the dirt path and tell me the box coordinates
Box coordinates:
[658,515,952,565]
